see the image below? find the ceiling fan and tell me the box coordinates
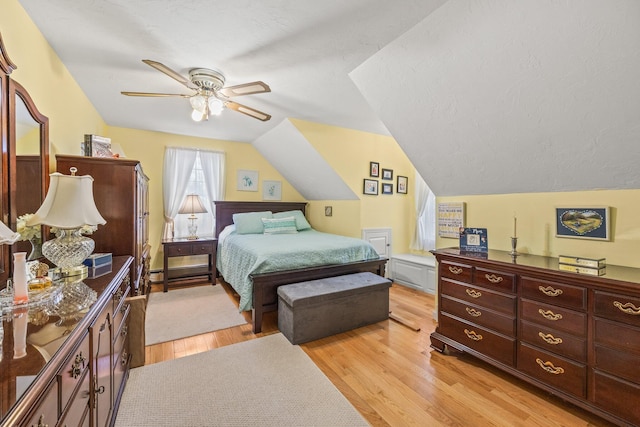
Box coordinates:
[121,60,271,122]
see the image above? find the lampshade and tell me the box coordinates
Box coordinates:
[178,194,208,215]
[26,171,106,228]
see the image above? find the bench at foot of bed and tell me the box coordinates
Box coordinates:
[277,272,392,345]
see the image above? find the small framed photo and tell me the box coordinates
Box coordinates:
[363,179,378,195]
[237,170,258,191]
[382,183,393,194]
[324,206,333,217]
[555,206,610,240]
[369,161,380,177]
[382,168,393,180]
[397,176,408,194]
[262,180,282,200]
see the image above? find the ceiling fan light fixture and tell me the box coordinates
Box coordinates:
[189,95,206,112]
[191,108,205,122]
[208,97,224,116]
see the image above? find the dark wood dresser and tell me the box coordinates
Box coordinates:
[431,248,640,426]
[1,256,133,427]
[56,155,151,296]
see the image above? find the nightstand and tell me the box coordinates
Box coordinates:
[161,237,217,292]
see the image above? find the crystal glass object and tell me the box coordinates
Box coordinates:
[42,228,95,270]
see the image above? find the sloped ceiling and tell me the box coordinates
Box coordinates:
[350,0,640,196]
[253,119,357,200]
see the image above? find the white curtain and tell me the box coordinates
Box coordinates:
[162,147,197,240]
[410,174,436,251]
[200,150,226,217]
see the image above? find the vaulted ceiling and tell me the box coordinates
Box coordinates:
[19,0,640,197]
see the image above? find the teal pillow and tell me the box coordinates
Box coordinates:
[273,210,311,231]
[262,217,298,234]
[232,211,273,234]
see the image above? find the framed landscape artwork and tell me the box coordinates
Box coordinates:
[555,206,610,240]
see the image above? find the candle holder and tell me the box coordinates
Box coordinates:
[510,237,518,257]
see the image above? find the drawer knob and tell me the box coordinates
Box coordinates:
[539,285,563,297]
[535,358,565,375]
[465,289,482,298]
[465,307,482,317]
[485,274,503,284]
[538,309,563,321]
[448,266,463,275]
[613,300,640,315]
[71,351,87,379]
[463,329,483,341]
[538,332,563,345]
[121,325,128,338]
[34,414,48,427]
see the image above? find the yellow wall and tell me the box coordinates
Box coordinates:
[2,0,107,171]
[437,190,640,268]
[290,119,417,253]
[107,126,304,269]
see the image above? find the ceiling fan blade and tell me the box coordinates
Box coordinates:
[121,91,191,98]
[142,59,196,89]
[225,101,271,121]
[219,81,271,97]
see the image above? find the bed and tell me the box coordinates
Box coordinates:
[214,201,387,333]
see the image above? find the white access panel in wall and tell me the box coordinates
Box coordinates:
[391,254,436,294]
[361,228,391,259]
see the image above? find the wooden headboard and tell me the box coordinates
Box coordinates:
[214,201,308,238]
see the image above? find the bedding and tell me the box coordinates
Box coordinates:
[217,228,380,311]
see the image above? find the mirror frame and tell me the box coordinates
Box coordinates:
[8,78,50,247]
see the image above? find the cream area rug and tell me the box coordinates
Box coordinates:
[145,285,247,345]
[115,333,369,427]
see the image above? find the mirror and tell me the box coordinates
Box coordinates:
[8,79,49,270]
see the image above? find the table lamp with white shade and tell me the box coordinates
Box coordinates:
[26,167,106,277]
[178,194,208,240]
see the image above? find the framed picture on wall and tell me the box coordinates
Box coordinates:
[382,168,393,180]
[370,162,380,177]
[397,176,408,194]
[363,179,378,195]
[262,180,282,200]
[237,170,258,191]
[555,206,610,240]
[382,183,393,194]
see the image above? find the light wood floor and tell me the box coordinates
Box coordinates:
[145,280,614,427]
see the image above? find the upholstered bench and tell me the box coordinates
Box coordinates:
[277,272,392,344]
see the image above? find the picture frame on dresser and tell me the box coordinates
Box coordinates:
[555,206,610,240]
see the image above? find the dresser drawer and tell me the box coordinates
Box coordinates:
[593,371,640,426]
[59,368,90,427]
[59,331,90,407]
[520,299,586,336]
[519,320,586,362]
[474,267,515,293]
[192,242,215,255]
[441,296,516,336]
[25,380,58,427]
[594,290,640,327]
[166,244,193,256]
[594,317,640,353]
[520,276,586,310]
[594,345,640,383]
[439,313,515,366]
[517,342,586,398]
[114,305,131,361]
[440,261,472,283]
[441,278,516,316]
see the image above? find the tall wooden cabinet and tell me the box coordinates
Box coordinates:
[56,155,150,296]
[431,248,640,426]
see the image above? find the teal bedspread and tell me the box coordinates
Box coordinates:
[217,229,380,311]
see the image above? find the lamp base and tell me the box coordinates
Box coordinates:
[187,217,198,240]
[42,228,95,272]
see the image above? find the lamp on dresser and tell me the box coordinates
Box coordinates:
[26,167,106,277]
[178,194,208,240]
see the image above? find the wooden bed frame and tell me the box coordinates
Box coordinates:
[214,201,388,333]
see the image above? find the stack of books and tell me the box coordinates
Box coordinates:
[81,134,113,157]
[83,253,113,278]
[558,255,606,276]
